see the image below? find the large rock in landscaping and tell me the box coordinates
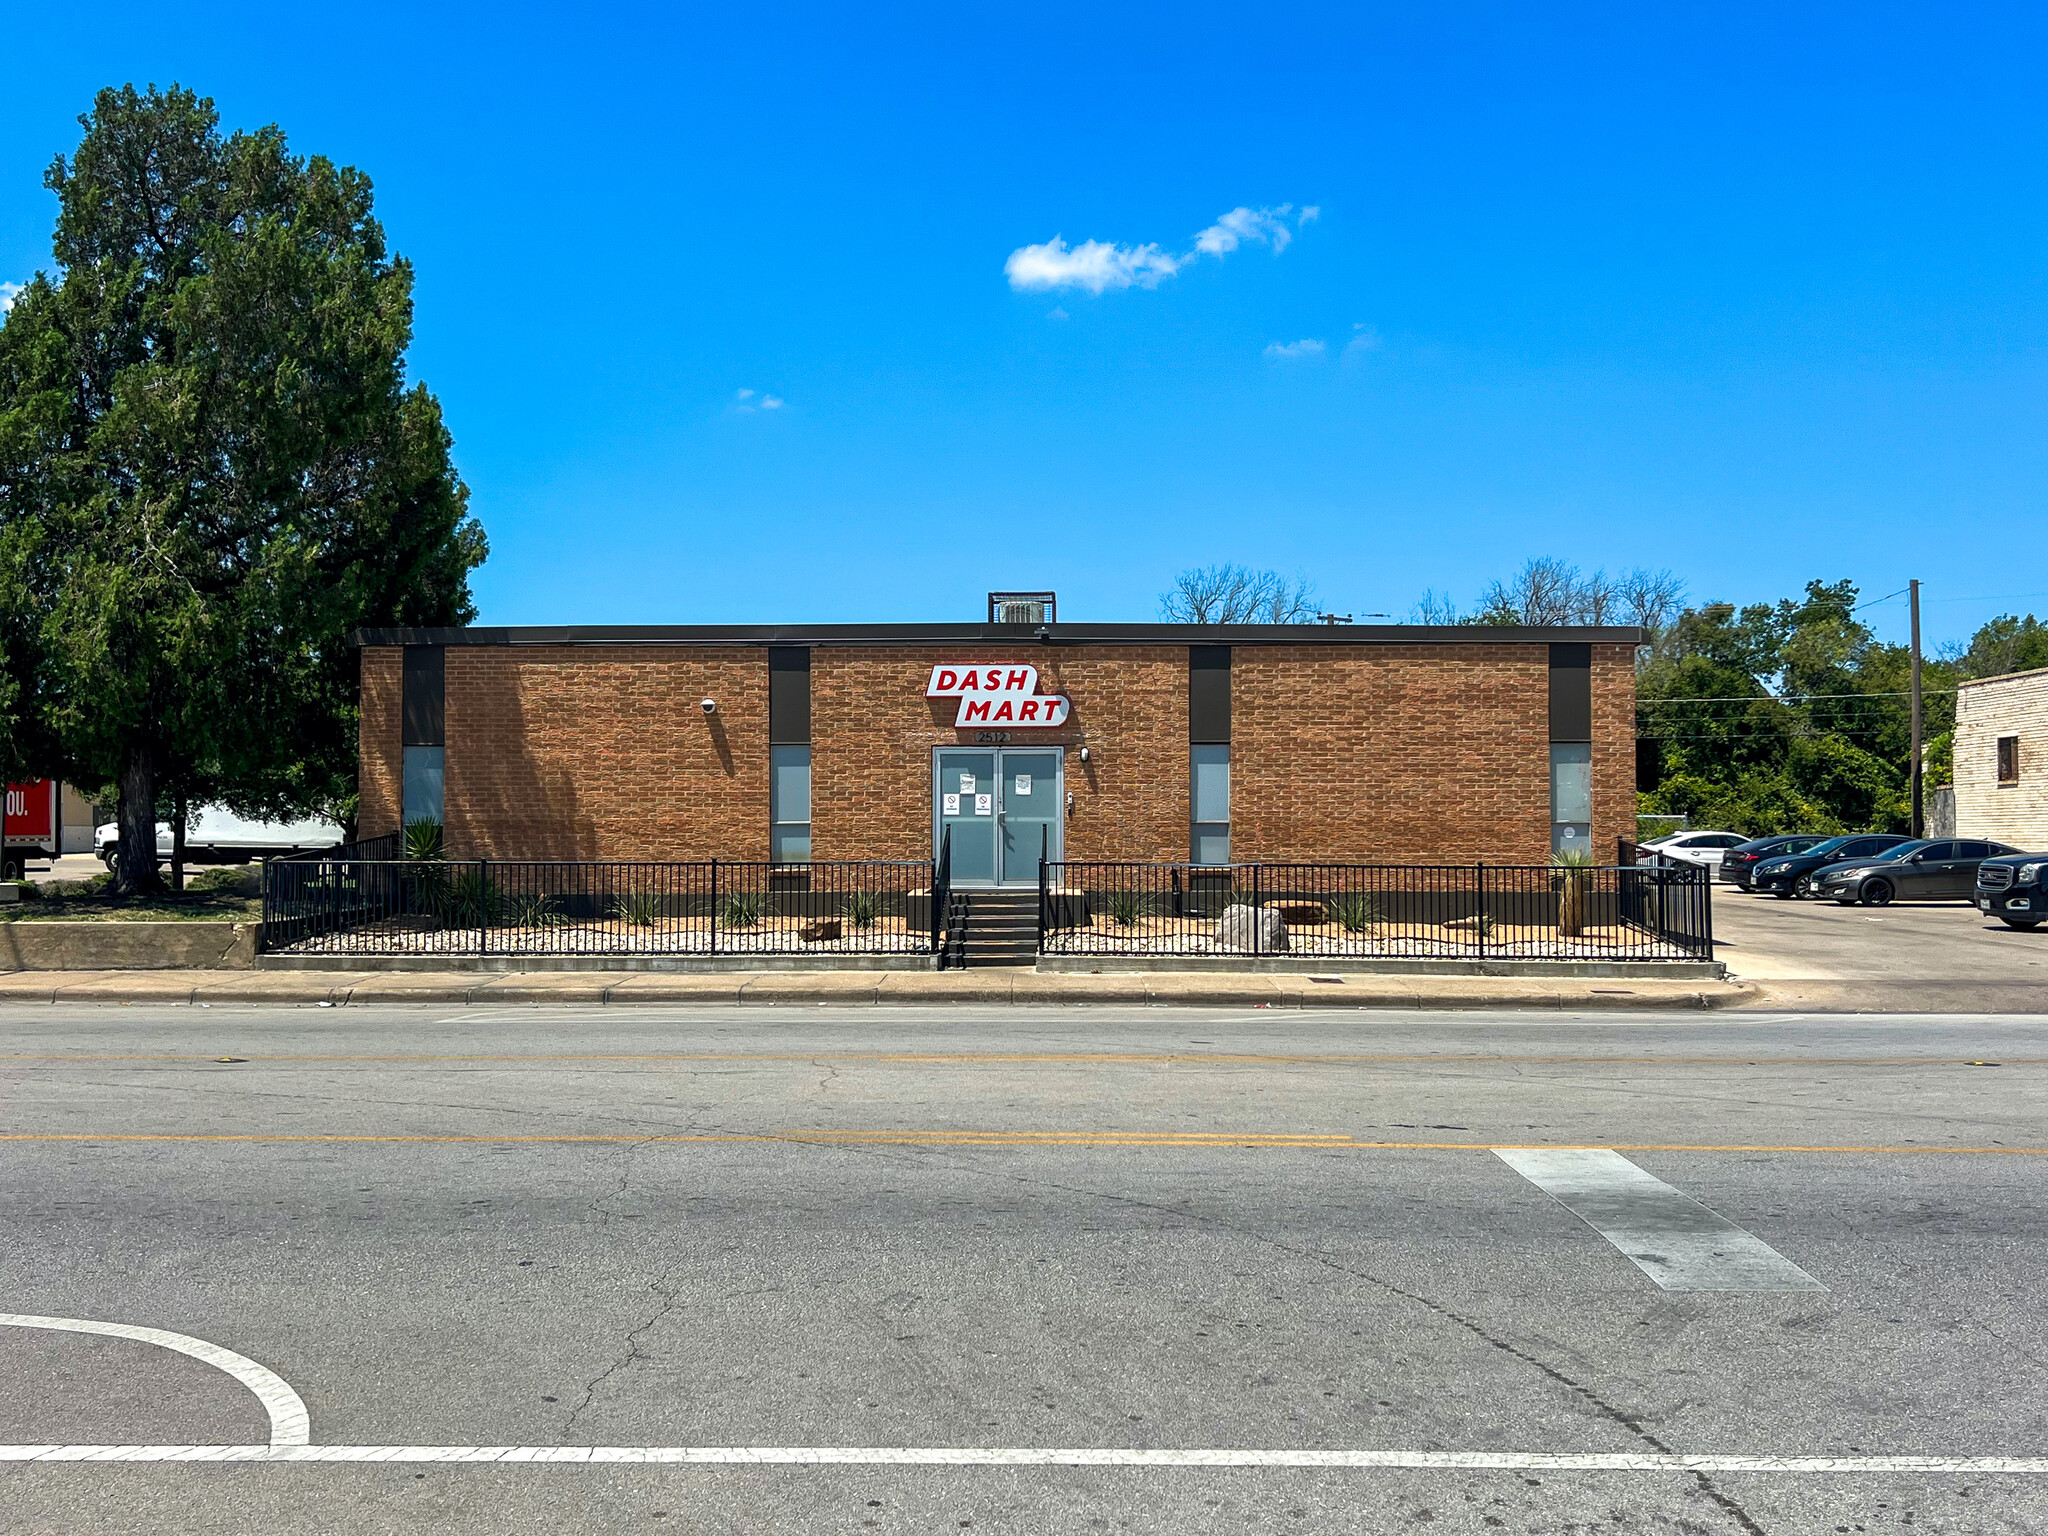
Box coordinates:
[1214,904,1289,953]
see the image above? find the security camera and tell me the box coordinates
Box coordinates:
[700,698,718,714]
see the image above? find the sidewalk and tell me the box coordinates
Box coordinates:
[0,967,1750,1010]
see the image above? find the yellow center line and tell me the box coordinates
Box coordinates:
[0,1132,2043,1154]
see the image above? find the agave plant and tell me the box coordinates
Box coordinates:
[1102,887,1148,927]
[399,819,450,919]
[1326,891,1380,933]
[841,889,881,928]
[440,867,502,927]
[505,890,567,929]
[610,890,665,927]
[719,891,765,928]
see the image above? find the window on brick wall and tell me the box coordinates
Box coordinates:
[769,648,812,861]
[1191,745,1230,865]
[1998,735,2020,785]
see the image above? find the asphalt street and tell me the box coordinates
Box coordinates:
[1712,879,2048,984]
[2,1004,2046,1534]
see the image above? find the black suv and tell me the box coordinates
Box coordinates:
[1976,853,2048,930]
[1815,839,2020,906]
[1719,835,1832,890]
[1750,834,1916,898]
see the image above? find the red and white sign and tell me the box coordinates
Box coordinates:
[925,665,1072,728]
[3,781,58,846]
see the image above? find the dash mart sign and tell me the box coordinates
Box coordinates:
[925,665,1072,727]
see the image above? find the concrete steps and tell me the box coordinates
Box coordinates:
[955,889,1041,967]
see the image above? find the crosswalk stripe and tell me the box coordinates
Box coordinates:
[1495,1147,1825,1292]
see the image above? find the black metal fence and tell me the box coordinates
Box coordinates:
[262,857,945,959]
[1037,861,1713,961]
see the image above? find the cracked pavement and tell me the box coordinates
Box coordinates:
[1,1003,2046,1533]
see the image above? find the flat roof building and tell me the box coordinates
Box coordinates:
[352,613,1643,885]
[1953,667,2048,850]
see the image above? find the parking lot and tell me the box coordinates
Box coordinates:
[1714,881,2048,984]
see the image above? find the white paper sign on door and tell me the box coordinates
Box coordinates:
[959,773,975,794]
[974,794,993,816]
[1014,774,1031,795]
[942,794,960,815]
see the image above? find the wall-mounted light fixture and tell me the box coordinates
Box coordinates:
[700,698,718,715]
[1078,745,1090,763]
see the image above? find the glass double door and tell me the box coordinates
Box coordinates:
[934,748,1063,887]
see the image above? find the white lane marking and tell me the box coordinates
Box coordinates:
[0,1314,310,1446]
[1494,1148,1825,1292]
[0,1445,2044,1471]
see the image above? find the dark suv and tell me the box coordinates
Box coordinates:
[1976,853,2048,930]
[1815,839,2019,906]
[1750,834,1916,898]
[1719,835,1831,890]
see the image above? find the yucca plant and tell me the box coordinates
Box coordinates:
[1552,845,1595,937]
[400,819,449,919]
[719,891,765,928]
[610,890,665,927]
[1102,887,1148,927]
[402,817,444,861]
[441,867,502,927]
[1326,892,1380,933]
[841,889,881,928]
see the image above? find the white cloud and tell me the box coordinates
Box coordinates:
[1343,323,1383,359]
[1046,306,1069,321]
[1005,202,1315,296]
[0,281,22,315]
[1194,205,1295,258]
[735,387,785,414]
[760,395,783,410]
[1004,236,1182,293]
[735,387,755,400]
[1263,338,1325,360]
[1298,205,1321,225]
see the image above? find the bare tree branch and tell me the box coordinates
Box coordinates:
[1162,564,1318,624]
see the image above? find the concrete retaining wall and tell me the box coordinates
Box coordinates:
[0,922,259,971]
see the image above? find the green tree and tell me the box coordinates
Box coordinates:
[0,84,486,892]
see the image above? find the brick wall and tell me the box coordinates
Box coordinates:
[1589,644,1639,864]
[357,639,1638,864]
[1233,644,1535,862]
[442,646,768,860]
[357,647,403,839]
[1955,670,2048,848]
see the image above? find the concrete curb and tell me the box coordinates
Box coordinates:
[0,968,1757,1010]
[1736,979,2048,1013]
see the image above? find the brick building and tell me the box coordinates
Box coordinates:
[354,611,1641,883]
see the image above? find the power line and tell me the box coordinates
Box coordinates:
[1638,691,1955,703]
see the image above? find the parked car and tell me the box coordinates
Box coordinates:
[1638,830,1748,870]
[1750,833,1916,898]
[95,805,342,869]
[1719,834,1833,889]
[1816,839,2020,906]
[1976,853,2048,930]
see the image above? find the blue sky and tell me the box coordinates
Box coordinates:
[3,3,2044,648]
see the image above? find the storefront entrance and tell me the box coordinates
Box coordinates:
[933,747,1063,887]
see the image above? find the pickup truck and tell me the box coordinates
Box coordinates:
[95,805,343,869]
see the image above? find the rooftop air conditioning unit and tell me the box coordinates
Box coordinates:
[988,591,1056,625]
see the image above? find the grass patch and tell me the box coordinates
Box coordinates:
[3,888,261,923]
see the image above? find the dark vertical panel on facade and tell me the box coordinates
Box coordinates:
[768,647,812,744]
[402,646,444,747]
[1636,738,1662,791]
[1548,643,1591,743]
[1189,646,1231,743]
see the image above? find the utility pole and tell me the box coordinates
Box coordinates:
[1910,578,1924,838]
